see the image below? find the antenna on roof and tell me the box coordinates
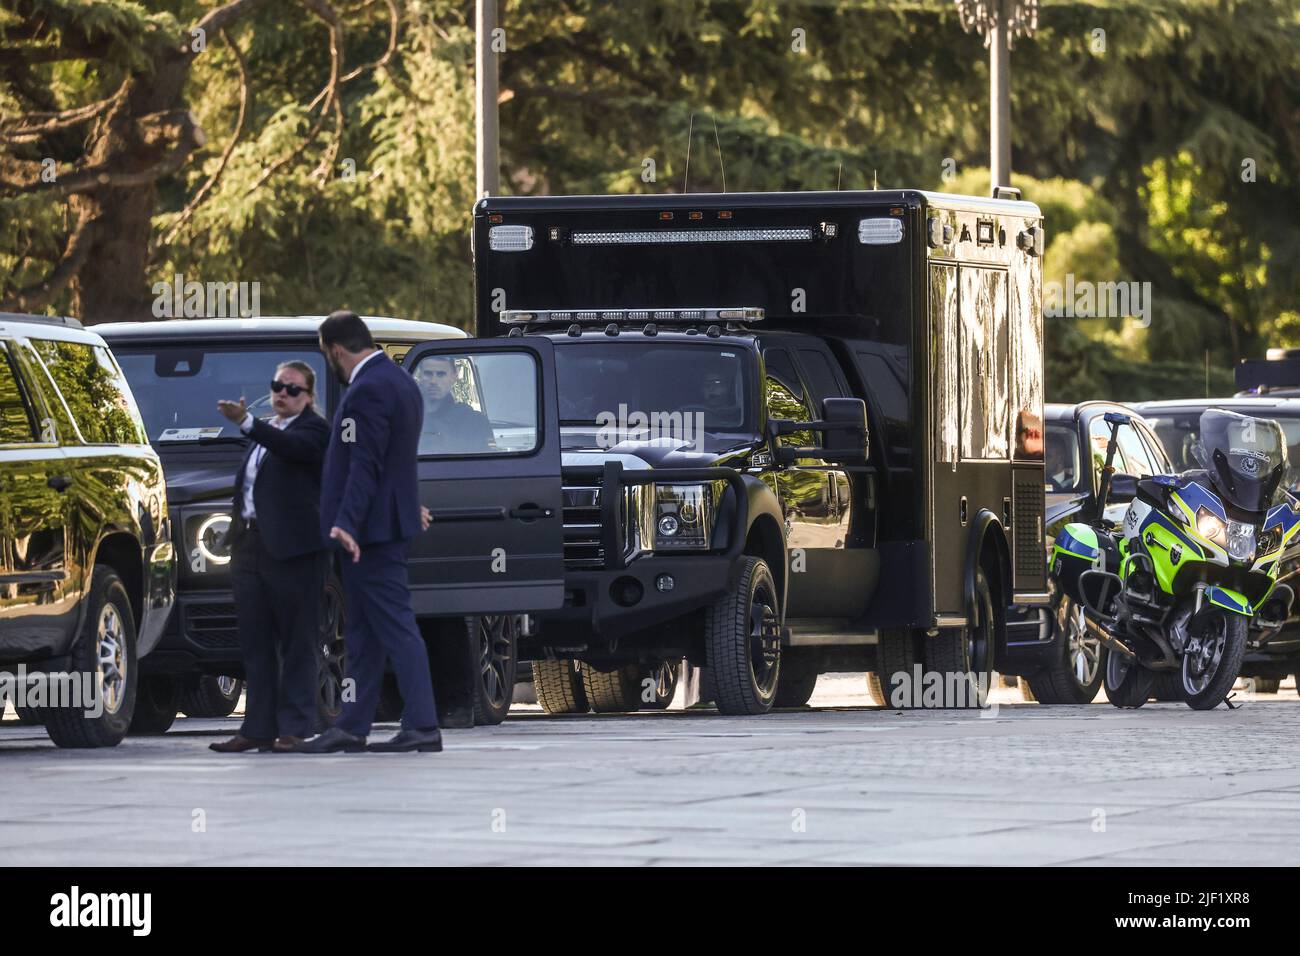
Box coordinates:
[873,169,878,190]
[711,115,727,193]
[836,162,842,190]
[683,112,695,194]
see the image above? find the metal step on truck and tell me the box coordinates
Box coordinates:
[398,188,1052,713]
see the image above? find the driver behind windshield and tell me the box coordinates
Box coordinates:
[415,355,495,454]
[696,362,742,427]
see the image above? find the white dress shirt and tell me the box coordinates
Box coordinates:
[349,349,382,384]
[238,412,300,520]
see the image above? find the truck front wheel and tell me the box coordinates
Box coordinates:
[922,566,999,708]
[705,556,782,715]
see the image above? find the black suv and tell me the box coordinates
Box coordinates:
[0,314,175,747]
[97,317,469,730]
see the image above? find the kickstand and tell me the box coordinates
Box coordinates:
[1222,692,1238,710]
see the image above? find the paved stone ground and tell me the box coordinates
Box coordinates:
[3,675,1299,866]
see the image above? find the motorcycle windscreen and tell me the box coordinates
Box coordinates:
[1194,408,1288,514]
[404,336,565,614]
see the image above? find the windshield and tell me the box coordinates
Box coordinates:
[1045,422,1081,493]
[113,345,328,444]
[1188,409,1288,513]
[554,342,756,450]
[1146,406,1300,494]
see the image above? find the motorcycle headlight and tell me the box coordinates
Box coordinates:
[1257,526,1283,558]
[192,512,233,568]
[1164,495,1188,526]
[652,483,715,551]
[1195,508,1227,547]
[1225,520,1256,562]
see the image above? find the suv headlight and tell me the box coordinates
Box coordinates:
[190,512,233,569]
[652,483,715,551]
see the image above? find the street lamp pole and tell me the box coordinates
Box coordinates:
[476,0,500,198]
[955,0,1038,190]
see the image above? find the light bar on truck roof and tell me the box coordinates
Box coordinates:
[568,228,813,246]
[499,307,765,325]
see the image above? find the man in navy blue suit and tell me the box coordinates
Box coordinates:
[298,311,442,754]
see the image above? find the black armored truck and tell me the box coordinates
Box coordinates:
[397,189,1051,712]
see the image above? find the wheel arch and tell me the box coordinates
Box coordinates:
[87,531,144,638]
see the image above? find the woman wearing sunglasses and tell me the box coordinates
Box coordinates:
[210,361,331,754]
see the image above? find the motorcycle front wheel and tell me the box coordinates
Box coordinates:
[1103,644,1154,708]
[1182,608,1248,710]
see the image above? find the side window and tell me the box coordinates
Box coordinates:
[796,347,848,409]
[1087,416,1126,492]
[1116,424,1157,479]
[762,348,813,448]
[413,351,535,456]
[0,345,38,444]
[1137,423,1172,475]
[30,340,147,445]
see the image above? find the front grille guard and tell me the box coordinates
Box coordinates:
[561,461,749,572]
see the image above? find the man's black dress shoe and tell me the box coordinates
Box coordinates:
[295,727,366,753]
[368,727,443,753]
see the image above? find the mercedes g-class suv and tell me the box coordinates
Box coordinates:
[0,314,175,747]
[393,189,1052,713]
[96,316,489,731]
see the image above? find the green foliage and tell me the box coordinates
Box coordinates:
[2,0,1298,404]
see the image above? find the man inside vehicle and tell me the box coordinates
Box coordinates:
[415,354,495,455]
[1046,431,1077,491]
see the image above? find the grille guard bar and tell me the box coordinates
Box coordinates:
[561,461,749,571]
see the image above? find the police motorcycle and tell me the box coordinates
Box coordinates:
[1050,409,1299,709]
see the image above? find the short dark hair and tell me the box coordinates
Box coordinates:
[318,310,374,353]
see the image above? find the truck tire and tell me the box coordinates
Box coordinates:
[532,659,588,715]
[872,628,918,707]
[14,703,43,725]
[921,566,998,708]
[129,675,181,734]
[1023,596,1104,704]
[1102,646,1153,708]
[44,567,138,749]
[640,660,680,710]
[582,663,642,713]
[471,614,518,725]
[774,652,819,708]
[705,556,782,715]
[179,675,243,718]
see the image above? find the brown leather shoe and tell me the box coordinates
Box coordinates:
[209,735,272,753]
[271,735,305,753]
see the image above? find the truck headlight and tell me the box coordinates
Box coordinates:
[652,483,715,551]
[194,513,233,567]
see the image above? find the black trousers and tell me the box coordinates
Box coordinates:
[231,528,325,739]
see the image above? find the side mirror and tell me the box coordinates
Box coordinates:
[1108,472,1138,504]
[768,398,869,465]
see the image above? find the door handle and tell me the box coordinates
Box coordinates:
[47,475,73,492]
[509,504,554,521]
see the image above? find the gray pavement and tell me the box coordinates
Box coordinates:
[3,675,1300,866]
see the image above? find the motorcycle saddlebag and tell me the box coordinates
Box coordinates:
[1050,523,1120,605]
